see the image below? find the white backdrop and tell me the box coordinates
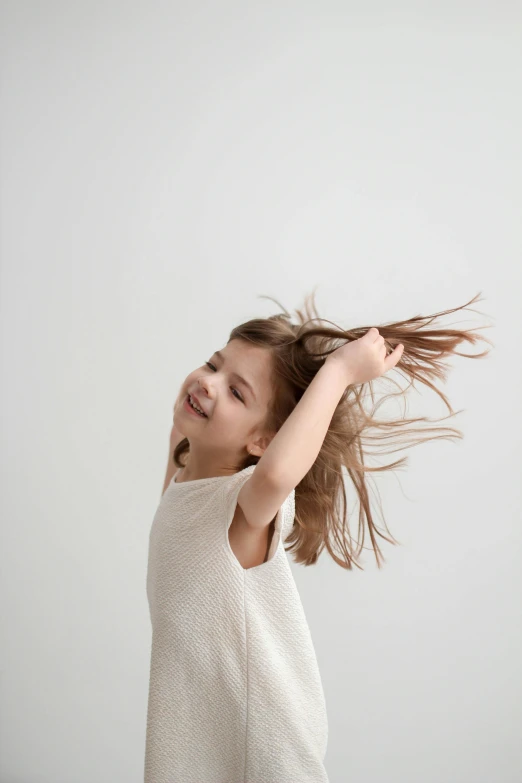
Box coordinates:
[1,2,520,782]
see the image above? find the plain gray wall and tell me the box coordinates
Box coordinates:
[1,2,520,782]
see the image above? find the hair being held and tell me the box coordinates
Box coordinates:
[174,289,493,571]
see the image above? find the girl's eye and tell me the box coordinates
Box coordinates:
[205,361,244,402]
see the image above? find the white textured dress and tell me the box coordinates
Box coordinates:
[144,463,329,783]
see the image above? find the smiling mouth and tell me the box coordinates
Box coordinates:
[185,394,208,417]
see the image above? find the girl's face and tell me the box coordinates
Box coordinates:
[173,339,275,470]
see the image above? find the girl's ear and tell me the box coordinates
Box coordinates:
[254,432,276,457]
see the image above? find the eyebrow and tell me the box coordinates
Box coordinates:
[214,350,257,402]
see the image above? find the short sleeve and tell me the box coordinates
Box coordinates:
[220,465,295,568]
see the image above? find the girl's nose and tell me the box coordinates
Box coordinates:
[198,379,212,398]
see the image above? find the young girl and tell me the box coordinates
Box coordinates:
[144,290,492,783]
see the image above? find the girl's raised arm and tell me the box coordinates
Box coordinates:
[160,389,186,497]
[258,328,403,494]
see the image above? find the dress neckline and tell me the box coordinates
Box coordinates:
[172,464,255,486]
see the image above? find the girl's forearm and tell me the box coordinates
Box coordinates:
[258,360,353,489]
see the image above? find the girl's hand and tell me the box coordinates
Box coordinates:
[326,327,404,385]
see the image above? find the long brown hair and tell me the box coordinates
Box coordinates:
[174,289,493,570]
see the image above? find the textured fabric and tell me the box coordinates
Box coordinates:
[144,463,329,783]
